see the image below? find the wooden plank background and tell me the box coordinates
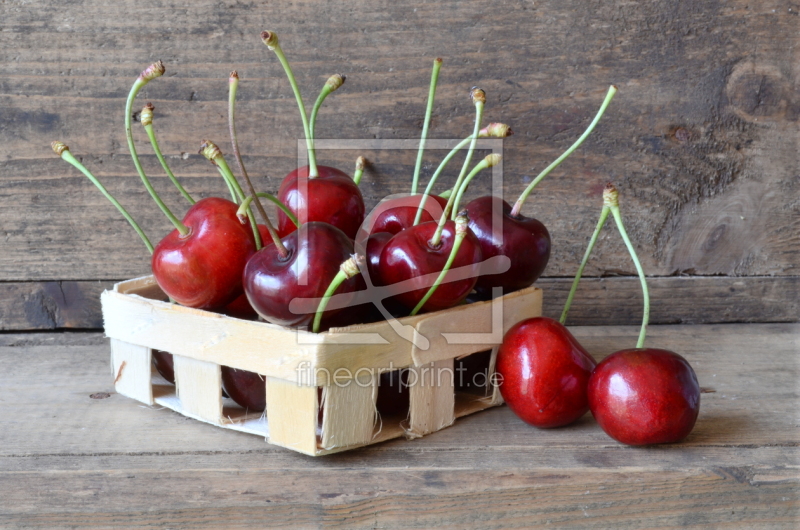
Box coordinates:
[1,0,798,330]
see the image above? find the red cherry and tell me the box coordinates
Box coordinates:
[221,293,259,320]
[152,197,257,310]
[243,222,361,327]
[276,165,365,239]
[221,366,266,412]
[152,350,175,384]
[465,195,550,297]
[588,348,700,445]
[496,317,597,428]
[365,232,393,286]
[378,220,482,313]
[368,194,448,235]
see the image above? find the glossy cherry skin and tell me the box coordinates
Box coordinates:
[221,366,266,412]
[152,197,257,310]
[152,350,175,384]
[588,348,700,445]
[276,165,364,239]
[368,195,448,236]
[378,220,482,313]
[465,195,550,298]
[496,317,597,428]
[243,222,360,328]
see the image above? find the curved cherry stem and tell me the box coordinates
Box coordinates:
[53,142,154,254]
[261,31,318,178]
[125,62,189,236]
[510,85,617,217]
[451,154,501,215]
[312,255,363,333]
[141,105,195,205]
[238,193,299,229]
[309,74,345,163]
[413,136,471,225]
[606,187,650,348]
[429,93,484,246]
[353,156,366,186]
[411,58,443,195]
[411,212,469,316]
[229,71,279,251]
[559,205,609,325]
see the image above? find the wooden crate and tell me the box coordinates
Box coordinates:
[101,276,542,456]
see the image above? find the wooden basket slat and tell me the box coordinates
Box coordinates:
[109,339,153,405]
[321,377,377,450]
[265,377,319,455]
[173,355,222,423]
[407,358,456,437]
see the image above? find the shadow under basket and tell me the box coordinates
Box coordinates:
[101,276,542,456]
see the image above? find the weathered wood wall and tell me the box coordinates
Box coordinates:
[1,0,798,330]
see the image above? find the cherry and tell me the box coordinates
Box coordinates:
[378,218,482,313]
[496,317,597,428]
[243,222,360,327]
[221,366,266,412]
[152,197,256,310]
[365,231,393,286]
[152,350,175,384]
[276,165,365,239]
[369,194,447,236]
[465,195,551,297]
[588,348,700,445]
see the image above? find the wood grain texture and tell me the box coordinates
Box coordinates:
[2,275,797,331]
[0,325,796,528]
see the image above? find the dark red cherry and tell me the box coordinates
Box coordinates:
[243,222,360,328]
[496,317,597,428]
[465,195,550,297]
[276,165,364,239]
[152,197,257,310]
[588,348,700,445]
[368,194,448,236]
[378,220,482,313]
[152,350,175,384]
[221,366,266,412]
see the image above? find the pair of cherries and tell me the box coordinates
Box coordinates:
[496,185,701,445]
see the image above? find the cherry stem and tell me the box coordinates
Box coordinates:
[238,193,299,229]
[428,91,484,247]
[559,205,609,325]
[261,31,318,178]
[413,136,471,226]
[52,141,154,254]
[312,255,363,333]
[606,186,650,348]
[309,74,345,162]
[141,104,195,205]
[229,72,275,242]
[353,156,366,186]
[451,153,501,218]
[201,141,264,251]
[411,211,469,316]
[125,62,189,236]
[413,123,512,226]
[411,58,443,195]
[510,85,617,218]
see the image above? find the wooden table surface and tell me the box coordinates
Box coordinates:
[1,323,797,528]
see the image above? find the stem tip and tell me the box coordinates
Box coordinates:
[480,122,513,138]
[139,61,165,83]
[603,183,619,207]
[326,74,346,91]
[140,103,154,127]
[340,254,364,279]
[260,30,278,49]
[199,139,222,165]
[355,156,366,170]
[470,86,486,104]
[51,141,68,156]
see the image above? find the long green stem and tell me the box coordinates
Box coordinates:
[238,193,299,229]
[261,31,318,177]
[53,142,154,254]
[411,58,443,195]
[413,136,471,225]
[451,154,502,215]
[511,85,617,217]
[141,104,195,205]
[309,74,345,163]
[410,212,469,316]
[429,91,484,247]
[559,206,610,325]
[125,62,189,236]
[313,256,362,333]
[606,187,650,348]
